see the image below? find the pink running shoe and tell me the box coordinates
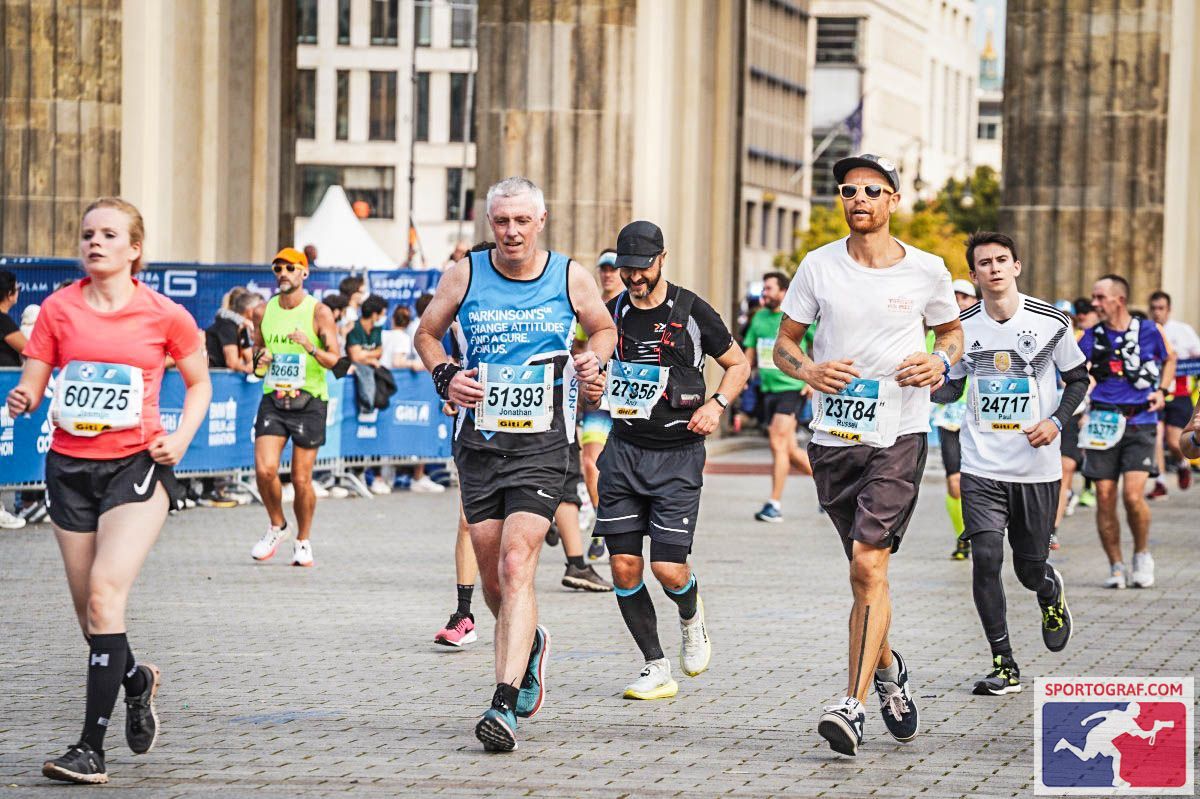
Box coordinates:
[434,612,477,647]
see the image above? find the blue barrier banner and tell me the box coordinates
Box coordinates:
[1177,358,1200,377]
[0,258,441,332]
[0,367,449,487]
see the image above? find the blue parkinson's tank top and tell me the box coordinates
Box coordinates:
[454,249,577,454]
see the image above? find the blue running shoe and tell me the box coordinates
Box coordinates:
[873,650,919,742]
[475,687,519,752]
[754,503,783,523]
[515,625,550,718]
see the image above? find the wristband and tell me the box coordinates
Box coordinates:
[1050,416,1063,431]
[932,350,952,377]
[432,362,461,401]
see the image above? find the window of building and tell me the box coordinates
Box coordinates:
[446,168,476,221]
[414,1,432,47]
[336,70,349,141]
[296,0,318,44]
[812,131,854,201]
[451,0,477,48]
[760,202,772,249]
[369,71,397,141]
[978,121,999,140]
[791,211,802,246]
[297,69,317,139]
[300,165,395,219]
[744,201,756,247]
[370,0,398,45]
[776,207,787,251]
[415,72,430,142]
[337,0,351,44]
[449,72,475,143]
[815,17,860,65]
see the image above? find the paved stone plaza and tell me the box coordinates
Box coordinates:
[2,443,1198,798]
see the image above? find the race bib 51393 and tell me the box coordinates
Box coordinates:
[475,362,553,433]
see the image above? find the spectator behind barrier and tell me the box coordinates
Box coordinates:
[206,290,262,373]
[0,270,26,367]
[382,304,422,371]
[348,294,394,413]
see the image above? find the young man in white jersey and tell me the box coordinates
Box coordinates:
[932,232,1089,696]
[774,154,963,756]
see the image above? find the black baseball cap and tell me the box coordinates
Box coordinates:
[832,153,900,192]
[615,220,665,268]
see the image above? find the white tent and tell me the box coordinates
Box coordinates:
[295,185,397,269]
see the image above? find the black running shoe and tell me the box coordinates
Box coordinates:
[125,663,161,754]
[872,650,919,742]
[950,538,971,560]
[973,654,1022,696]
[42,742,107,784]
[817,696,865,756]
[1040,567,1072,653]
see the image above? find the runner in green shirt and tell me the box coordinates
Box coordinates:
[743,271,814,523]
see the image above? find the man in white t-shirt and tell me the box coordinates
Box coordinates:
[932,232,1088,698]
[1147,291,1200,495]
[774,153,962,757]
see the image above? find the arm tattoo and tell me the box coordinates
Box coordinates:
[780,349,805,371]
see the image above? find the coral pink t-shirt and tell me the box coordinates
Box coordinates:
[24,278,202,459]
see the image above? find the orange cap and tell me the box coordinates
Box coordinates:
[271,247,308,268]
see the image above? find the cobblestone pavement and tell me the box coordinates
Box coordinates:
[2,443,1198,798]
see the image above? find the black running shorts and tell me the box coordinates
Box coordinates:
[809,433,927,558]
[1081,423,1156,481]
[1164,395,1194,429]
[960,472,1060,562]
[1059,415,1082,467]
[594,436,704,551]
[762,390,803,421]
[45,449,186,533]
[559,444,584,507]
[253,394,328,449]
[455,444,568,524]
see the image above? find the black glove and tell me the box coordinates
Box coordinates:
[432,362,461,401]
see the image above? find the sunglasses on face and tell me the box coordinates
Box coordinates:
[272,263,299,274]
[838,183,895,200]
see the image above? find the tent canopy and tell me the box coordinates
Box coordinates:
[295,185,397,270]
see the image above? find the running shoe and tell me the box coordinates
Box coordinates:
[292,540,314,567]
[434,612,477,647]
[328,485,351,499]
[950,538,971,560]
[42,742,107,784]
[198,489,238,508]
[312,481,330,498]
[1130,551,1155,588]
[515,625,550,718]
[562,563,613,592]
[411,475,446,493]
[818,696,865,756]
[579,489,596,535]
[475,686,519,752]
[973,654,1022,695]
[679,597,711,677]
[1146,481,1168,501]
[20,499,49,523]
[251,522,289,561]
[872,650,919,742]
[1040,567,1072,652]
[544,522,560,547]
[1178,463,1192,491]
[754,503,783,523]
[369,479,392,495]
[1049,532,1060,551]
[1064,490,1079,517]
[124,663,160,754]
[587,536,606,561]
[1103,562,1128,589]
[1077,487,1096,508]
[0,508,27,529]
[623,658,678,700]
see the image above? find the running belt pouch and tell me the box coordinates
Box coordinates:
[660,289,707,409]
[270,389,313,411]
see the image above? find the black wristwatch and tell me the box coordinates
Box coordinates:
[711,393,729,410]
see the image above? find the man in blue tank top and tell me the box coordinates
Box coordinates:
[416,176,616,752]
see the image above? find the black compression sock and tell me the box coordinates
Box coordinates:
[615,582,664,661]
[566,555,585,570]
[456,584,474,617]
[663,574,698,620]
[122,641,147,696]
[82,633,129,751]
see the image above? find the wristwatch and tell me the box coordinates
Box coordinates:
[711,393,729,410]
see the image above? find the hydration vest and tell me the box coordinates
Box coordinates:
[1087,317,1160,391]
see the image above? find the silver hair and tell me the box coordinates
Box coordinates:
[486,176,546,216]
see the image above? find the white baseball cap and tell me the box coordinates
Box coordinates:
[951,278,977,298]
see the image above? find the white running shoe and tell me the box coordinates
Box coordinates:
[0,508,27,529]
[313,482,330,498]
[251,523,290,561]
[369,480,392,495]
[328,485,350,499]
[411,475,446,493]
[623,658,678,700]
[679,597,712,677]
[292,540,314,567]
[281,483,295,502]
[1065,490,1079,517]
[578,486,596,535]
[1130,552,1155,588]
[1103,562,1127,589]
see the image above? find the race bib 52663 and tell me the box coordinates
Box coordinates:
[265,352,304,391]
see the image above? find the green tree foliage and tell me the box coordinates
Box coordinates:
[776,204,970,279]
[933,165,1000,235]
